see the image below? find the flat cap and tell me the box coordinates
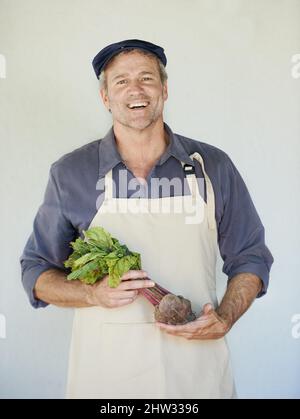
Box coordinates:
[92,39,167,79]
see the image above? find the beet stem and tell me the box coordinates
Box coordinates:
[139,280,172,306]
[154,282,171,295]
[139,288,160,306]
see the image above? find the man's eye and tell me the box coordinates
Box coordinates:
[142,77,152,81]
[117,80,126,85]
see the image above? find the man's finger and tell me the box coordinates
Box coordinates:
[110,290,138,300]
[115,298,135,307]
[156,322,198,333]
[119,279,155,290]
[121,270,148,280]
[194,315,220,330]
[195,312,217,323]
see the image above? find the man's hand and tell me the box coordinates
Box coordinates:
[86,270,155,308]
[155,303,231,340]
[156,273,262,340]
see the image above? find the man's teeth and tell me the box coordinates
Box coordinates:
[128,102,149,109]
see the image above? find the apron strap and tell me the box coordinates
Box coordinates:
[181,153,216,230]
[181,162,198,201]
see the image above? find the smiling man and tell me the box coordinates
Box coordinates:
[20,39,274,399]
[98,42,169,181]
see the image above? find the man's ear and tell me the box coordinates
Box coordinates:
[163,81,168,101]
[100,88,110,112]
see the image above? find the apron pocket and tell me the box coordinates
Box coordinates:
[100,322,165,398]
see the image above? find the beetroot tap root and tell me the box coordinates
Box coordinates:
[139,279,196,325]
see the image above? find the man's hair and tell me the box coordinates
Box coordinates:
[99,48,168,92]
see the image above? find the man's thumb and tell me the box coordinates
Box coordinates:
[203,303,214,315]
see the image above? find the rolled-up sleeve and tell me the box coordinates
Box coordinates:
[20,164,76,308]
[218,156,274,297]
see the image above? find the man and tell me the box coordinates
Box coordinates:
[20,39,274,399]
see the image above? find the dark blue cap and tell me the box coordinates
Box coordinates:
[92,39,167,79]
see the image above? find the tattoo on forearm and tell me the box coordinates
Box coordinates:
[216,273,262,330]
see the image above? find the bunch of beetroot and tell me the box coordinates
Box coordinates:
[65,226,196,325]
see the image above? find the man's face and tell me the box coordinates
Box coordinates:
[100,50,168,131]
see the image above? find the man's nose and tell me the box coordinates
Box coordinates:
[127,79,144,94]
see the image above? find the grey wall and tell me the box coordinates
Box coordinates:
[0,0,299,398]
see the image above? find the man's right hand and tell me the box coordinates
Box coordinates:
[86,270,155,308]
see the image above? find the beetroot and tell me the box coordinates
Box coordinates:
[154,294,196,325]
[139,280,196,325]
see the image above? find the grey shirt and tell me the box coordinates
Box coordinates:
[20,123,274,308]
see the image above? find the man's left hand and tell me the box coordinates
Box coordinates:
[155,303,231,340]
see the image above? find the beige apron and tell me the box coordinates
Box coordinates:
[66,152,235,399]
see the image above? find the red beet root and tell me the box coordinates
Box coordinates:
[139,279,196,325]
[154,294,196,325]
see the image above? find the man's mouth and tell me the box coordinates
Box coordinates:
[127,101,150,110]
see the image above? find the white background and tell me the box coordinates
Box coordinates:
[0,0,299,398]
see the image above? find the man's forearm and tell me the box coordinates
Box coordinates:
[34,268,92,308]
[216,273,262,331]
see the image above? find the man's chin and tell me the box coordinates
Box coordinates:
[121,118,156,131]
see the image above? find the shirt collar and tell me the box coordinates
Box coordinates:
[98,123,194,178]
[157,123,195,167]
[98,127,123,178]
